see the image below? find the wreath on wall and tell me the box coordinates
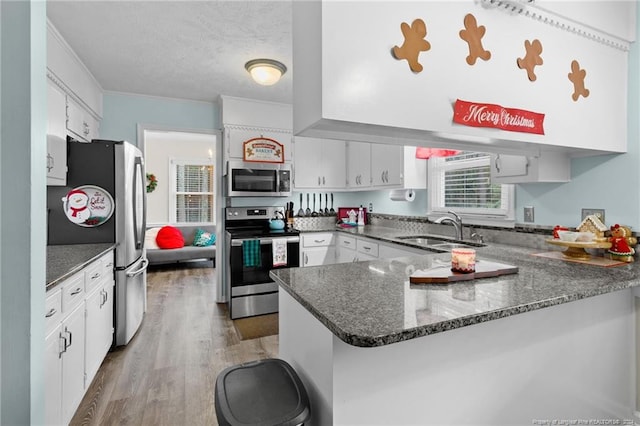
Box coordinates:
[146,173,158,193]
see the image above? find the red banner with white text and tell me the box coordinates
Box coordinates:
[453,99,545,135]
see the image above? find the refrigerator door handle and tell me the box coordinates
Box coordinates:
[126,258,149,278]
[133,156,147,250]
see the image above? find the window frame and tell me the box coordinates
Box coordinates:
[168,157,216,225]
[427,152,515,227]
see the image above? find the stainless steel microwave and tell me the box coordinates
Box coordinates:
[226,160,292,197]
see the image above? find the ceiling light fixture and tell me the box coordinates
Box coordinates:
[245,59,287,86]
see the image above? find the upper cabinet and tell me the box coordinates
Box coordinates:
[490,152,570,184]
[371,144,403,187]
[46,20,104,185]
[292,1,633,157]
[294,137,346,189]
[220,96,293,163]
[346,141,371,189]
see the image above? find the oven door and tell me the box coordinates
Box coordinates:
[227,235,300,319]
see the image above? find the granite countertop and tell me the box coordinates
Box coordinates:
[272,225,640,347]
[47,243,116,291]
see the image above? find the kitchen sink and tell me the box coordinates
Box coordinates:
[395,235,485,251]
[395,236,446,246]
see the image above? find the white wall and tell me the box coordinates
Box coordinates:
[144,130,216,225]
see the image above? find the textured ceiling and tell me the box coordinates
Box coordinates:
[46,0,293,104]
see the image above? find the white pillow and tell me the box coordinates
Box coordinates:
[145,227,161,250]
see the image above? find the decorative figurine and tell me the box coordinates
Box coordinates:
[607,224,637,263]
[577,214,608,242]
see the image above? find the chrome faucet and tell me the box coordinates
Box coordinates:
[433,210,463,240]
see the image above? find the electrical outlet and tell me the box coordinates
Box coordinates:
[524,206,534,223]
[581,208,605,223]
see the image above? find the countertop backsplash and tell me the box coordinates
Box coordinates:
[293,212,637,253]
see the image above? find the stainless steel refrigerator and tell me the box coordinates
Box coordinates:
[47,139,148,346]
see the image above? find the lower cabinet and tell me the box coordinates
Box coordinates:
[45,250,114,425]
[300,232,336,266]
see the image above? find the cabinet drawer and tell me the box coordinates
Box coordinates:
[302,232,335,247]
[61,272,85,314]
[45,289,62,334]
[337,235,356,249]
[84,260,104,295]
[101,250,114,278]
[357,239,379,257]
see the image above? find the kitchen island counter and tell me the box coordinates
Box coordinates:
[270,228,639,425]
[47,243,116,290]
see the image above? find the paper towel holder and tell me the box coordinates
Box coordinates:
[389,189,416,202]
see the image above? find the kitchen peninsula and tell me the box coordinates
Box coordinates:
[270,229,640,425]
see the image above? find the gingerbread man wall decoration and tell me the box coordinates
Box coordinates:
[459,14,491,66]
[392,18,431,73]
[567,60,590,101]
[517,39,543,81]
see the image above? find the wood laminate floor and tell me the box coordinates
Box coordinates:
[70,262,278,426]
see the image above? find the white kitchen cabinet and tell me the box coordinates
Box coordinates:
[224,126,292,163]
[336,235,357,263]
[45,250,115,426]
[47,81,68,186]
[61,301,86,425]
[403,146,427,189]
[293,2,628,156]
[294,137,346,189]
[490,152,571,183]
[44,287,64,426]
[346,141,371,189]
[67,96,99,142]
[371,144,403,187]
[300,232,336,266]
[85,279,114,387]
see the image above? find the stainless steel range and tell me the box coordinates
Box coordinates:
[225,206,300,319]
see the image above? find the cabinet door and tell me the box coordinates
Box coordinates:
[45,326,63,426]
[336,246,357,263]
[85,280,113,388]
[490,154,529,179]
[67,98,90,142]
[47,82,68,185]
[61,302,86,425]
[371,144,403,186]
[226,127,292,162]
[294,137,323,188]
[347,141,371,188]
[320,139,346,188]
[301,246,336,266]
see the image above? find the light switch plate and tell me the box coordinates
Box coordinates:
[581,208,605,223]
[524,206,534,223]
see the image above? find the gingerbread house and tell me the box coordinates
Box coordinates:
[577,214,607,241]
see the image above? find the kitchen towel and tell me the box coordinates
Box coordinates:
[389,189,415,202]
[242,240,262,268]
[272,238,288,267]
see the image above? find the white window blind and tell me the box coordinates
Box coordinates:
[170,158,215,224]
[428,152,514,220]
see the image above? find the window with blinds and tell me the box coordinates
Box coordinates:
[428,152,513,218]
[170,159,215,223]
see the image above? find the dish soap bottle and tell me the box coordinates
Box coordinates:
[357,205,365,226]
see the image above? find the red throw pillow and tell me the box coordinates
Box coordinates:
[156,226,184,249]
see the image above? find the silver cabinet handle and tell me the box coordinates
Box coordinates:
[45,308,57,318]
[91,272,100,280]
[58,332,66,359]
[304,253,308,265]
[46,153,54,172]
[318,176,321,185]
[70,287,82,296]
[314,239,325,243]
[343,240,351,245]
[495,154,501,173]
[363,246,371,251]
[322,176,326,185]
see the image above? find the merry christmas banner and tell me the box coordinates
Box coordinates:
[453,99,545,135]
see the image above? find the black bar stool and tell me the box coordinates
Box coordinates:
[215,358,311,426]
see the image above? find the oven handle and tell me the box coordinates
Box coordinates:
[231,236,300,246]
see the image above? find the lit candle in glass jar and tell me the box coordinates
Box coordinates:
[451,248,476,273]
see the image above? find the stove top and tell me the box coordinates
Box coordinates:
[225,206,299,239]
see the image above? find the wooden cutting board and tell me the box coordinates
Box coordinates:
[409,260,519,284]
